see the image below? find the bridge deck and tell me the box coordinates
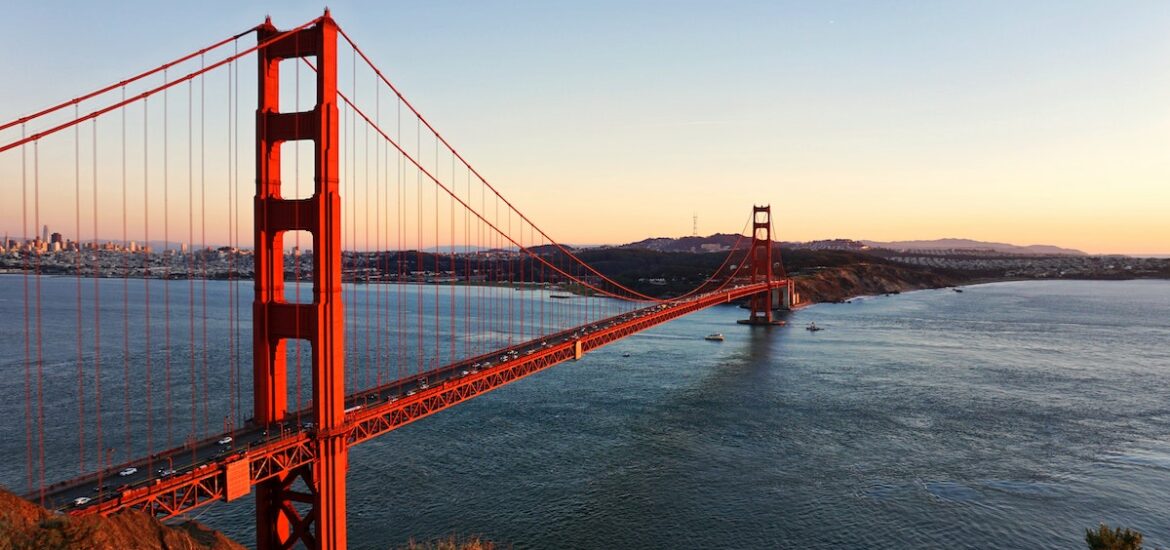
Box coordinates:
[39,281,782,519]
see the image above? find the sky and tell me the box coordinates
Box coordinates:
[1,1,1169,255]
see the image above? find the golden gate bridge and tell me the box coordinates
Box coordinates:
[0,11,798,549]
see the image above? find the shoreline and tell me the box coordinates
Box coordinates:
[793,274,1170,310]
[3,270,1168,304]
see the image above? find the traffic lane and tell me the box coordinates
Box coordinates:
[51,426,278,512]
[52,303,676,511]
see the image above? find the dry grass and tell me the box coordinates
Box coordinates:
[399,535,499,550]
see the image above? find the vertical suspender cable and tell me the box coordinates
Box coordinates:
[416,117,422,376]
[143,98,153,465]
[351,45,359,386]
[449,153,456,364]
[463,170,470,357]
[365,99,372,389]
[34,140,46,503]
[224,51,235,430]
[188,79,197,440]
[21,125,32,494]
[433,136,440,367]
[507,208,513,345]
[396,97,404,383]
[375,78,383,386]
[122,87,131,465]
[92,118,103,483]
[164,70,173,449]
[200,55,209,436]
[75,105,86,473]
[233,38,242,426]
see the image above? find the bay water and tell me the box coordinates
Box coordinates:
[2,277,1169,548]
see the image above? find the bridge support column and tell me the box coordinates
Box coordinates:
[254,11,346,550]
[738,205,786,326]
[781,279,800,309]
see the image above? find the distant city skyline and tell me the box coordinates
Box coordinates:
[2,1,1168,256]
[6,225,1162,259]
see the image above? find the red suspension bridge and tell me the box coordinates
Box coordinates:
[0,12,798,549]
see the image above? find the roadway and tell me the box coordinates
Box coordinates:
[34,282,778,515]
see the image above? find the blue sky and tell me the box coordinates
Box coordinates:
[2,1,1169,254]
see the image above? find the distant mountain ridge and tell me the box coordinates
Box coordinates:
[616,233,743,253]
[613,234,1085,256]
[861,238,1086,256]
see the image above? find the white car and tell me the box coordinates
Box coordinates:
[73,496,91,506]
[218,436,233,445]
[119,467,137,477]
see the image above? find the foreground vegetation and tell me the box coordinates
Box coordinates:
[399,536,497,550]
[1086,524,1144,550]
[0,487,242,550]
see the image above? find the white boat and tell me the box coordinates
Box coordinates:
[806,322,823,332]
[704,333,724,341]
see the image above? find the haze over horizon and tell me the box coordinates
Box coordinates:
[2,1,1167,256]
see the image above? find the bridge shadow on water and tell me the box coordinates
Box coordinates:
[534,306,799,549]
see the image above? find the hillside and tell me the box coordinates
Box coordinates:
[779,248,960,303]
[0,488,244,550]
[861,238,1086,256]
[616,233,743,253]
[792,263,958,303]
[613,234,1086,256]
[567,246,961,301]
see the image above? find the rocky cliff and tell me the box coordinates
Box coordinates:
[793,262,959,304]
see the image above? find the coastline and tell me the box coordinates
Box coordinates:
[790,263,959,305]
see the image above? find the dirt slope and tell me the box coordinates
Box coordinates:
[0,487,244,550]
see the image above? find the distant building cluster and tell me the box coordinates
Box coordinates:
[1,225,252,280]
[793,239,871,252]
[783,238,1170,279]
[880,253,1170,278]
[0,231,588,286]
[1,225,186,255]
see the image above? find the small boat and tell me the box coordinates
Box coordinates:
[953,288,963,293]
[549,294,574,299]
[806,322,823,332]
[704,333,724,341]
[621,352,631,358]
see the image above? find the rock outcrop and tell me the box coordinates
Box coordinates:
[793,263,958,304]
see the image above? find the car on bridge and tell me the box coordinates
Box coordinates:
[118,467,137,477]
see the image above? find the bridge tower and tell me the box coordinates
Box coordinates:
[738,205,785,325]
[253,12,347,550]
